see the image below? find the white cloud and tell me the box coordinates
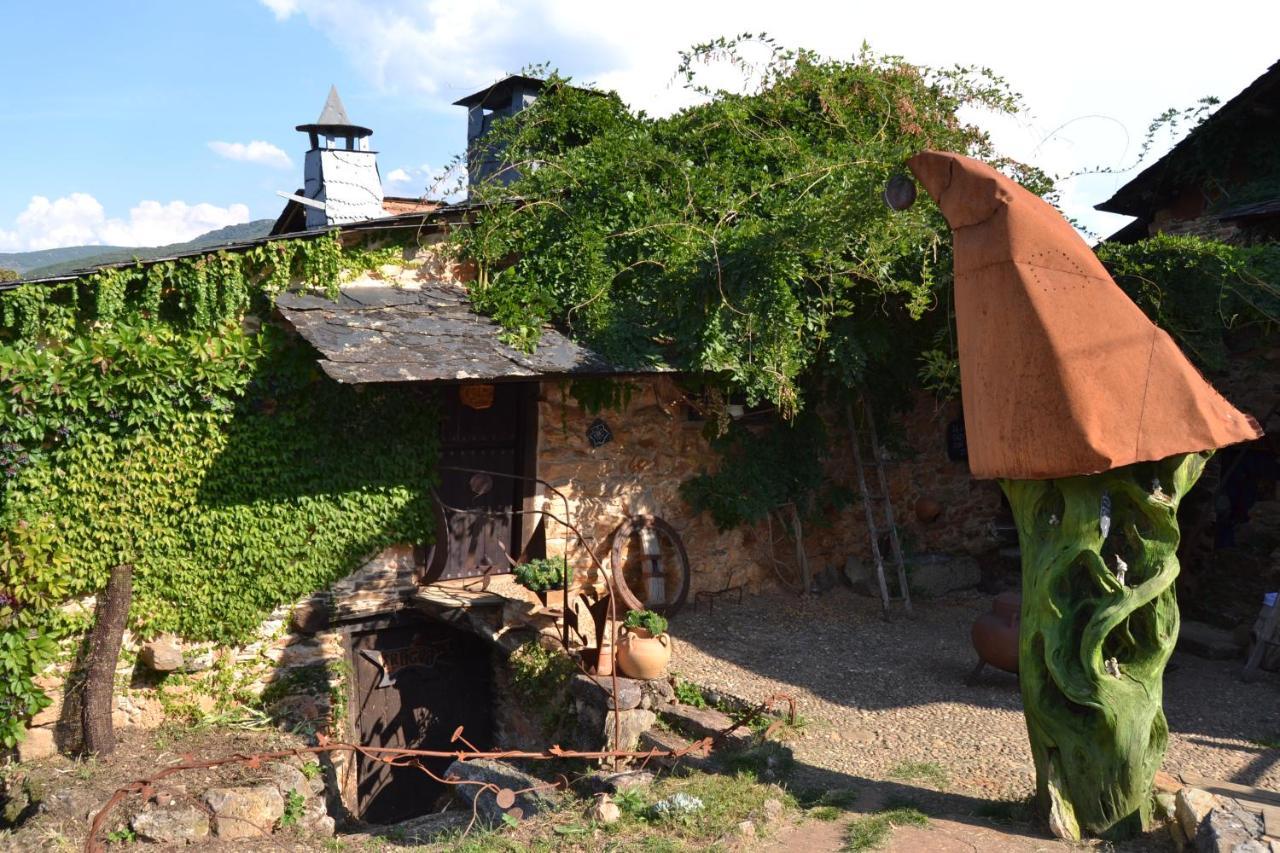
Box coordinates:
[208,140,293,169]
[260,0,299,20]
[384,163,466,201]
[258,0,1278,236]
[0,194,250,251]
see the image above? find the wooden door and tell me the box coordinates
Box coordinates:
[433,383,531,580]
[350,615,494,824]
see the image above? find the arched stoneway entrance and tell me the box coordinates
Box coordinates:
[348,611,494,824]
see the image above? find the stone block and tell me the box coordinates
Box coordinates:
[1176,787,1218,839]
[131,803,210,844]
[606,708,656,752]
[659,703,752,750]
[445,759,554,826]
[904,553,981,597]
[1197,799,1266,853]
[204,784,285,839]
[570,673,643,711]
[17,726,56,762]
[1178,621,1244,661]
[140,638,185,672]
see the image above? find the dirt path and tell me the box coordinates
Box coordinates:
[669,588,1280,850]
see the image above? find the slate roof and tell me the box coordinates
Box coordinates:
[276,283,664,384]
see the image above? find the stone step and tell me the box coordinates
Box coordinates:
[1178,621,1245,661]
[658,703,754,750]
[637,728,715,772]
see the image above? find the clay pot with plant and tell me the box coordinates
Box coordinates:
[616,610,672,680]
[512,557,570,608]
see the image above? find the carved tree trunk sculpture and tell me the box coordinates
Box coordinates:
[1001,451,1208,839]
[82,563,133,757]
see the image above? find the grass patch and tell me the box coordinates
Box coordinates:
[844,808,928,851]
[413,770,794,851]
[798,786,859,822]
[672,677,708,709]
[1249,735,1280,750]
[973,796,1035,824]
[886,760,949,789]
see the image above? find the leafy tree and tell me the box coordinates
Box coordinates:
[0,268,18,283]
[456,38,1052,418]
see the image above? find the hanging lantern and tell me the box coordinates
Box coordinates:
[459,384,495,410]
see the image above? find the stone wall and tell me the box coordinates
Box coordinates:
[534,379,1003,600]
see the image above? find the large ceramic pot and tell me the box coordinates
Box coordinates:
[971,591,1021,674]
[616,627,672,680]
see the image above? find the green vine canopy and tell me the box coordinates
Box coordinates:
[0,232,440,747]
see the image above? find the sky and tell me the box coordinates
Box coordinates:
[1,1,1277,251]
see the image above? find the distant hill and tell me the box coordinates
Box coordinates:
[0,219,276,280]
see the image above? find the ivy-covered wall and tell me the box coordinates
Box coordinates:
[0,233,440,748]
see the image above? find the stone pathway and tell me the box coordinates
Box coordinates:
[669,588,1280,849]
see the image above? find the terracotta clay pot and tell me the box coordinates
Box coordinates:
[971,591,1021,674]
[915,497,943,524]
[615,627,672,680]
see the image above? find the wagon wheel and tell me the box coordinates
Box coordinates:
[609,515,690,617]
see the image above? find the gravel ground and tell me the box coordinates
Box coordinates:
[668,588,1280,805]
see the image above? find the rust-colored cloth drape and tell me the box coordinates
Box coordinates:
[907,150,1261,480]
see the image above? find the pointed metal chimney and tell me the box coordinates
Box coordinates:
[291,86,384,228]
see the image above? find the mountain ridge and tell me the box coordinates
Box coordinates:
[0,220,276,280]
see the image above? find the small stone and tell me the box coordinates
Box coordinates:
[204,784,285,839]
[300,796,334,836]
[131,803,210,844]
[588,794,621,825]
[263,761,309,800]
[17,727,56,762]
[140,638,185,672]
[762,798,785,825]
[735,819,757,838]
[1176,787,1218,840]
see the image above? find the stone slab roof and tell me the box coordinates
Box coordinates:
[276,283,663,384]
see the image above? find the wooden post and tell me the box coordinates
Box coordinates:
[788,503,811,595]
[1242,596,1280,683]
[846,404,892,616]
[82,563,133,757]
[860,393,913,613]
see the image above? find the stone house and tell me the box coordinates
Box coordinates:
[1096,59,1280,244]
[12,79,1003,825]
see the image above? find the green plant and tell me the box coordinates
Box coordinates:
[1097,235,1280,370]
[844,807,928,851]
[105,827,137,844]
[0,229,440,737]
[507,641,575,737]
[672,677,707,708]
[279,789,305,829]
[886,760,949,789]
[613,787,648,817]
[623,610,668,637]
[511,558,569,593]
[300,760,322,780]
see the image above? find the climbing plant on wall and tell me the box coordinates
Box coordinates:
[1098,234,1280,370]
[0,232,440,747]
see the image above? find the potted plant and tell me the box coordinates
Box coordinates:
[512,557,570,608]
[616,609,672,680]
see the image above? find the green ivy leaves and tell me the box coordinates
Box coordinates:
[0,228,437,741]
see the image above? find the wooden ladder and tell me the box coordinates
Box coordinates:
[846,394,912,618]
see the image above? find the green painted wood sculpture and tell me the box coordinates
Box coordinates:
[903,151,1262,840]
